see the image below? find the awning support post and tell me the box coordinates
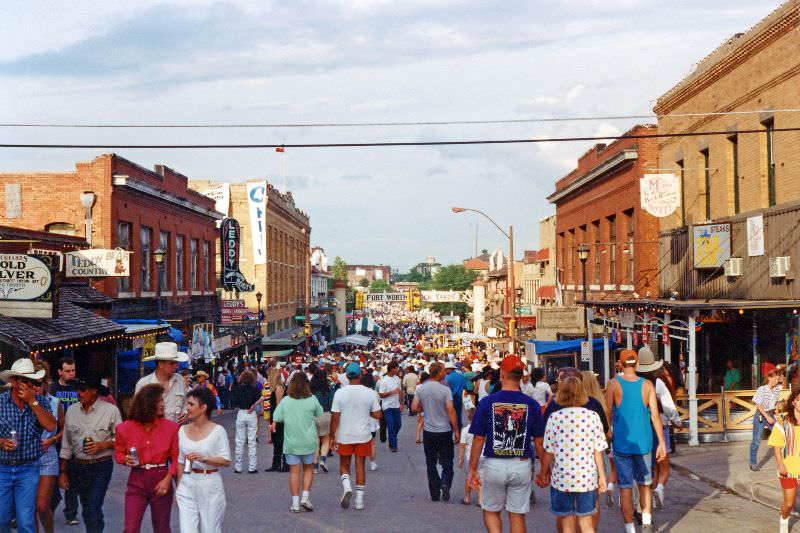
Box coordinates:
[688,311,699,447]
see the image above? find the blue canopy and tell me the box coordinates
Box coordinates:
[527,338,615,355]
[113,319,182,343]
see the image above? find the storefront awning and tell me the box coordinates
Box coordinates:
[263,349,294,358]
[331,334,371,347]
[580,297,800,312]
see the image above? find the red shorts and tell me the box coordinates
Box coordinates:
[780,475,799,489]
[337,441,372,457]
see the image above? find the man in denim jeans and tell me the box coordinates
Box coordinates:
[750,370,782,471]
[0,358,57,533]
[377,361,403,452]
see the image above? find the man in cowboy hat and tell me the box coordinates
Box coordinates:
[135,342,189,424]
[0,358,56,533]
[59,370,122,533]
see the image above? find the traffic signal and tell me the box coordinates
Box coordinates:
[413,289,421,309]
[304,323,311,335]
[406,290,413,310]
[354,290,364,310]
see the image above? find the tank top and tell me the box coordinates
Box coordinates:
[477,379,489,402]
[612,377,653,455]
[42,394,60,440]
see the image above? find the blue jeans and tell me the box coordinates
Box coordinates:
[422,430,455,499]
[67,459,113,533]
[0,461,39,533]
[383,407,402,450]
[750,412,773,466]
[453,394,463,432]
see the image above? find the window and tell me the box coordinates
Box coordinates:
[176,236,185,291]
[190,239,198,291]
[140,227,152,291]
[591,220,600,285]
[765,119,776,207]
[677,160,685,225]
[203,241,210,290]
[568,229,575,284]
[159,231,170,291]
[730,135,740,214]
[45,222,76,236]
[624,209,634,285]
[608,215,616,285]
[558,232,565,285]
[117,222,132,292]
[701,149,711,221]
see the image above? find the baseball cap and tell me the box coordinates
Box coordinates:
[345,362,362,378]
[500,355,525,374]
[619,349,639,367]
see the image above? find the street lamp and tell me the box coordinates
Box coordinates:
[576,244,591,371]
[451,206,516,354]
[79,191,96,247]
[154,246,166,320]
[256,291,263,317]
[302,228,311,354]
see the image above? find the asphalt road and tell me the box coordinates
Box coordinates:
[50,408,782,532]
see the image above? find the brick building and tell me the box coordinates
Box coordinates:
[190,181,311,338]
[548,125,660,306]
[0,154,222,329]
[346,264,391,286]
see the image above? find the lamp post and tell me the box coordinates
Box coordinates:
[154,246,167,320]
[79,191,96,247]
[452,207,516,354]
[256,291,263,318]
[576,244,591,371]
[302,228,311,354]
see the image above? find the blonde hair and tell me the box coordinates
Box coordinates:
[267,367,282,391]
[556,376,588,408]
[581,370,609,418]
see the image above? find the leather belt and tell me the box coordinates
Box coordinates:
[0,458,36,466]
[136,463,167,470]
[73,456,112,465]
[191,468,219,474]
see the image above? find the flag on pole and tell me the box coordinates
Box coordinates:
[276,146,285,153]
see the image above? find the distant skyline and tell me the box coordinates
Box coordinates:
[0,0,782,269]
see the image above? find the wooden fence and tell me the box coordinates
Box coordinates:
[672,389,790,434]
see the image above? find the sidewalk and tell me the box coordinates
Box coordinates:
[670,439,793,514]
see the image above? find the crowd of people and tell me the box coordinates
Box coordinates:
[2,303,795,532]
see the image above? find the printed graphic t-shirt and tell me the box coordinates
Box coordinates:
[470,390,544,459]
[543,407,608,492]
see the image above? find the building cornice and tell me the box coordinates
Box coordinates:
[547,150,638,204]
[112,175,225,220]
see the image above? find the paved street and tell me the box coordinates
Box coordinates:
[49,409,780,532]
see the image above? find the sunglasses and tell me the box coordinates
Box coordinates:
[18,378,43,386]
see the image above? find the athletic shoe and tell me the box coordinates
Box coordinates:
[354,493,365,510]
[441,486,450,502]
[749,464,759,471]
[248,470,258,474]
[234,470,242,474]
[654,489,663,510]
[319,462,328,473]
[605,490,614,508]
[340,488,353,509]
[313,466,319,474]
[369,461,378,471]
[301,500,314,512]
[66,519,80,526]
[642,524,655,533]
[291,504,301,513]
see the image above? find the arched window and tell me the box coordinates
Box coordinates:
[45,222,76,236]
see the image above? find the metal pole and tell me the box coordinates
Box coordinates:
[156,264,163,321]
[753,312,759,389]
[305,237,311,354]
[582,259,592,372]
[664,313,672,363]
[688,312,699,446]
[603,330,610,386]
[508,225,517,354]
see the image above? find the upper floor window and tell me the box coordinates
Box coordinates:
[764,118,776,207]
[118,222,132,292]
[140,227,152,292]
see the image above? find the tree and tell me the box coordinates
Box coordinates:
[427,265,478,316]
[369,279,391,293]
[359,278,370,288]
[331,256,348,283]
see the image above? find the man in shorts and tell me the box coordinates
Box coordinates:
[330,362,382,511]
[605,349,666,533]
[468,355,545,533]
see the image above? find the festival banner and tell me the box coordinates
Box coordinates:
[246,181,267,265]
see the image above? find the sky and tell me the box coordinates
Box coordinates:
[0,0,783,271]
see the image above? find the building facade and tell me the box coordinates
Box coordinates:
[346,264,391,286]
[548,125,661,306]
[310,247,331,309]
[190,181,311,338]
[522,215,558,308]
[0,154,221,329]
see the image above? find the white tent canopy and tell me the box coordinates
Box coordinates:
[331,334,371,347]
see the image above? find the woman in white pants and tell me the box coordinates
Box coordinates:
[177,387,231,533]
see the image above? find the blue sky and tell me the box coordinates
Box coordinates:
[0,0,782,270]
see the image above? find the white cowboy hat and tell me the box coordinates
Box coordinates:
[143,342,189,363]
[0,358,46,382]
[637,346,663,373]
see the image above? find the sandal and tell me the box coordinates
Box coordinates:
[416,439,422,444]
[461,498,471,505]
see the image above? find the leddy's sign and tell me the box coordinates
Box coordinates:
[0,254,58,318]
[220,218,254,292]
[641,174,680,217]
[65,249,130,278]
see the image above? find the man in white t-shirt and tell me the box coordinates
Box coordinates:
[330,362,382,511]
[377,361,403,452]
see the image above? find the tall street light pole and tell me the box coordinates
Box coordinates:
[154,246,167,322]
[452,207,517,354]
[577,244,591,372]
[302,228,311,355]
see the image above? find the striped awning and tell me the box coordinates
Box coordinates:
[352,317,381,333]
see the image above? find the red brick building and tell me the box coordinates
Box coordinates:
[548,125,660,305]
[0,154,223,328]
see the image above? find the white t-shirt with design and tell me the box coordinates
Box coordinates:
[543,407,607,492]
[331,385,381,444]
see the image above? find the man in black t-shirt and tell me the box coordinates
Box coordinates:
[49,358,81,525]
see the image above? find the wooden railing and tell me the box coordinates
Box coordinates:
[672,389,790,434]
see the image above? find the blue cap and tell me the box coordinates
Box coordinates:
[345,362,362,378]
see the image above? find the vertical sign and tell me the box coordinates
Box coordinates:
[202,183,230,216]
[693,223,731,268]
[580,340,590,362]
[747,215,764,257]
[220,218,254,292]
[640,174,680,217]
[246,181,267,265]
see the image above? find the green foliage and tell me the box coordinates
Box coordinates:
[369,279,391,293]
[407,269,431,283]
[430,264,478,291]
[358,278,370,288]
[331,256,348,283]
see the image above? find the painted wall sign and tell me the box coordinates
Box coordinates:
[747,215,764,257]
[693,223,731,269]
[220,218,254,292]
[0,254,58,318]
[640,174,680,217]
[246,181,267,265]
[65,249,131,278]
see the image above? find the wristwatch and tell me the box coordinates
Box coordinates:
[31,401,40,408]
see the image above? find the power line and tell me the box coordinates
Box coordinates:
[0,108,798,129]
[1,126,798,150]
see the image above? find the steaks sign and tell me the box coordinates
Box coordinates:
[221,218,255,292]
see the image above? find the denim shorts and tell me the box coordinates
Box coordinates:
[284,453,315,465]
[550,488,598,517]
[39,447,59,477]
[614,451,653,488]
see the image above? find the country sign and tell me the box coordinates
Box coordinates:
[65,249,131,278]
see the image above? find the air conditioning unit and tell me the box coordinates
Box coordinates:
[769,256,791,278]
[724,257,742,277]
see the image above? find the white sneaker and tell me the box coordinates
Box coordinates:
[354,493,365,510]
[290,503,301,513]
[653,488,664,510]
[369,461,378,471]
[780,517,789,533]
[301,499,314,512]
[340,488,352,509]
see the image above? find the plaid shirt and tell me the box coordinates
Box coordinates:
[0,391,49,463]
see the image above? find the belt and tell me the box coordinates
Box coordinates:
[136,463,167,470]
[73,456,112,465]
[0,458,36,466]
[191,468,219,474]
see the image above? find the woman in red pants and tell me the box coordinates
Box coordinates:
[115,384,180,533]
